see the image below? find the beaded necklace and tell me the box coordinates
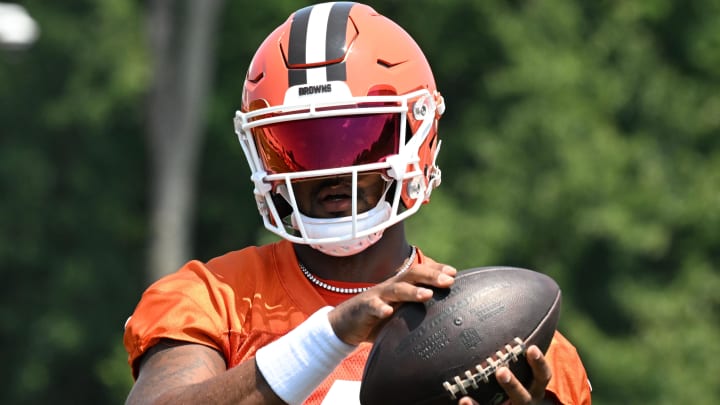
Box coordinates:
[298,246,417,294]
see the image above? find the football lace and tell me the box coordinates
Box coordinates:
[442,337,527,400]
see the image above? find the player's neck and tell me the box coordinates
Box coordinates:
[293,223,412,284]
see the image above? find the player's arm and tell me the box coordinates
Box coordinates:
[125,339,283,405]
[127,258,458,405]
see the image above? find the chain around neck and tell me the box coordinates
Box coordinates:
[298,246,417,294]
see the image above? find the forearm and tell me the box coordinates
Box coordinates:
[126,307,353,405]
[125,342,283,405]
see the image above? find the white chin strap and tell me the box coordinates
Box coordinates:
[291,202,392,257]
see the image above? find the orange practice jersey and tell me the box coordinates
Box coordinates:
[124,240,591,404]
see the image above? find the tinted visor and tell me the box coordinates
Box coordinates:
[253,113,400,174]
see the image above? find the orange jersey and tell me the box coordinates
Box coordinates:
[124,240,591,404]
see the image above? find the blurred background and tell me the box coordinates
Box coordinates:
[1,0,719,404]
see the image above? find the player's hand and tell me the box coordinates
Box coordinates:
[328,257,456,346]
[457,345,552,405]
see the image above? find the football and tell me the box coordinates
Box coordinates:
[360,266,561,405]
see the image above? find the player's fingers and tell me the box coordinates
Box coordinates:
[362,294,394,318]
[526,345,552,400]
[457,397,479,405]
[399,259,457,288]
[377,279,435,303]
[370,259,456,302]
[419,256,458,277]
[496,366,532,405]
[329,294,397,345]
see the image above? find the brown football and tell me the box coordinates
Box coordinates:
[360,266,561,405]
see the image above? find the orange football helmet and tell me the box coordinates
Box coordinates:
[234,2,445,256]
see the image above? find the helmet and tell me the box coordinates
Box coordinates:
[234,2,445,256]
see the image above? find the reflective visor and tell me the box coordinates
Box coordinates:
[253,113,399,174]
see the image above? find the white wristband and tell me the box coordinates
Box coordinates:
[255,306,356,404]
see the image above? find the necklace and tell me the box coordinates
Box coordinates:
[298,246,417,294]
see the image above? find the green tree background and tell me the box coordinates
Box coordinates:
[1,1,718,404]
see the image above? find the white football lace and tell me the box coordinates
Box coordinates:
[442,337,526,400]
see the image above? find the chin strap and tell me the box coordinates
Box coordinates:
[291,201,392,256]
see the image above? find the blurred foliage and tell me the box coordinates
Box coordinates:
[0,0,718,404]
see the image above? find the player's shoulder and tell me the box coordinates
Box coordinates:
[142,240,298,302]
[546,330,587,369]
[141,242,281,291]
[548,330,581,356]
[205,240,292,273]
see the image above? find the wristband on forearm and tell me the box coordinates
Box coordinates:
[255,306,356,404]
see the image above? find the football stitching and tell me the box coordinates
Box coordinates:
[442,337,526,399]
